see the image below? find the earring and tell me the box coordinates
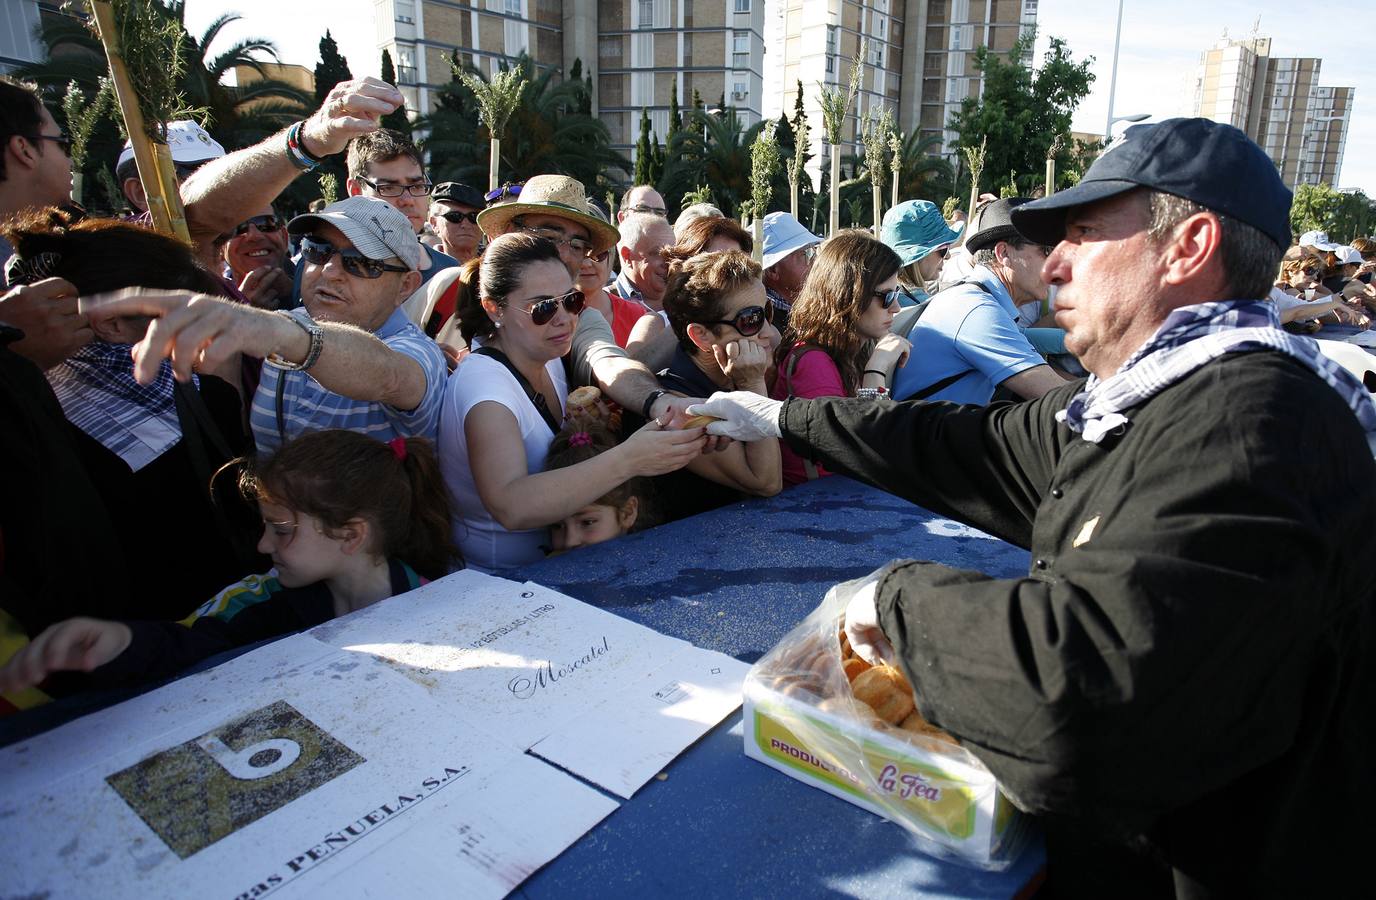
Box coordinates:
[495,320,503,328]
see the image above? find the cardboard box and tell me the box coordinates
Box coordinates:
[742,675,1028,870]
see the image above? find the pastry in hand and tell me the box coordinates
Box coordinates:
[677,413,721,430]
[842,656,872,683]
[850,665,915,725]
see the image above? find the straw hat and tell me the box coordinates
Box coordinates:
[476,175,620,255]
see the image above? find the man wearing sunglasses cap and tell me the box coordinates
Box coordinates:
[428,182,485,264]
[85,197,446,457]
[691,118,1376,896]
[891,197,1066,405]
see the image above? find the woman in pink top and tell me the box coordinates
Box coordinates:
[770,230,912,485]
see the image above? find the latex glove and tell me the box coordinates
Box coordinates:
[844,581,895,666]
[686,390,784,441]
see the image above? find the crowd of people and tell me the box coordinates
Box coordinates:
[1,71,1373,896]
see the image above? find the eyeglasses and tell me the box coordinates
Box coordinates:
[357,176,433,198]
[589,249,611,265]
[506,289,586,326]
[705,304,767,336]
[932,246,949,259]
[518,222,595,257]
[24,132,72,156]
[440,209,481,225]
[485,182,524,203]
[300,235,410,279]
[232,214,284,236]
[627,203,668,217]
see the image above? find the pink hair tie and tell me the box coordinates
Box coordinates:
[389,436,408,461]
[568,431,593,448]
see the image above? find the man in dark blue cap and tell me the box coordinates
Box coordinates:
[690,118,1376,896]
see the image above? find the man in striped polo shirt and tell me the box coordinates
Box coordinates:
[87,196,446,455]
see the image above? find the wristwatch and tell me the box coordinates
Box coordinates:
[267,311,324,371]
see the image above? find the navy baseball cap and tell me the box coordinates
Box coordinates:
[1011,118,1293,250]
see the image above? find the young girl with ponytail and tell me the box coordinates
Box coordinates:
[0,430,461,694]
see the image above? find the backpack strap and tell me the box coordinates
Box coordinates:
[474,346,563,435]
[895,278,996,401]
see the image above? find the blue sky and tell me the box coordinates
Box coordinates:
[183,0,1373,195]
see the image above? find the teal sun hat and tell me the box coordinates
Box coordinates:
[880,200,964,267]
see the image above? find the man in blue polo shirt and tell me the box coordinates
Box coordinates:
[892,198,1065,404]
[84,197,446,454]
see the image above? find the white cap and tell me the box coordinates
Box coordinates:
[287,197,422,271]
[1298,230,1342,253]
[1333,245,1364,265]
[761,212,822,270]
[116,120,226,170]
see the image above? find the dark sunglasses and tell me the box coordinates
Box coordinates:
[507,289,585,326]
[232,214,284,236]
[705,304,767,336]
[300,235,410,279]
[871,289,902,310]
[485,182,524,203]
[24,132,72,155]
[440,209,481,225]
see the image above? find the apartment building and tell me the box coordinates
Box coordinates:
[1194,34,1353,188]
[763,0,1036,186]
[373,0,765,166]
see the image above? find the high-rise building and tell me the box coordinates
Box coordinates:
[373,0,765,171]
[763,0,1036,188]
[1193,34,1353,188]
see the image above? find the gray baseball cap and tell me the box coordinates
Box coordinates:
[288,196,421,271]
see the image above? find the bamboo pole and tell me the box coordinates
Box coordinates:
[489,137,501,193]
[1045,157,1056,196]
[89,1,190,243]
[829,149,840,237]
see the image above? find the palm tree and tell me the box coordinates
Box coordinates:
[421,54,628,192]
[891,132,955,204]
[659,107,763,220]
[18,2,311,148]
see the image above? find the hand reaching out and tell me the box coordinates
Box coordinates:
[0,618,133,694]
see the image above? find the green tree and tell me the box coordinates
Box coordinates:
[314,30,352,105]
[659,107,764,219]
[378,49,411,136]
[634,108,654,184]
[946,31,1095,196]
[1291,183,1375,242]
[421,54,628,192]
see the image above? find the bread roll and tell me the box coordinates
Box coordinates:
[842,656,872,683]
[850,665,915,725]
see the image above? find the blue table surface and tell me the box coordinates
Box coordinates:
[508,475,1046,899]
[0,476,1047,898]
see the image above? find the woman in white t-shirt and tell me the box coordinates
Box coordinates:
[438,233,706,572]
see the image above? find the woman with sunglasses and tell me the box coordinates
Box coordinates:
[440,233,707,572]
[651,250,783,520]
[771,231,910,486]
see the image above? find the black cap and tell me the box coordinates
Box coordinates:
[1011,118,1293,250]
[431,182,485,209]
[965,197,1035,253]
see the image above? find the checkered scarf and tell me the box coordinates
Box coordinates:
[1057,300,1376,455]
[47,340,188,471]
